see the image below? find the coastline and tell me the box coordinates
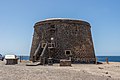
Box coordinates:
[0,61,120,80]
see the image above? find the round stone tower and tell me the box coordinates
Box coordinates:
[30,18,96,63]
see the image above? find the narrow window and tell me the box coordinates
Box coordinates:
[41,43,46,48]
[65,50,72,55]
[48,43,55,48]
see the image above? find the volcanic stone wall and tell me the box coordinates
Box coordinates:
[30,19,95,63]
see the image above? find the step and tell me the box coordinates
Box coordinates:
[26,62,41,66]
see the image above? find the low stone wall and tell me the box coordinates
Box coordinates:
[60,59,71,66]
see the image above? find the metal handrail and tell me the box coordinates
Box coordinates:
[40,43,48,57]
[33,43,41,56]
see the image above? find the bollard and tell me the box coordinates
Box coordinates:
[20,56,21,62]
[106,57,109,64]
[95,58,97,64]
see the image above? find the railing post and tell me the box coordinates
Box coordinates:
[43,57,45,66]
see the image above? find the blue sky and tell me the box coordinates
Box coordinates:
[0,0,120,56]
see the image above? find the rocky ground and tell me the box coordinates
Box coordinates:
[0,61,120,80]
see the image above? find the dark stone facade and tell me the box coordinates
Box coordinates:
[30,18,96,63]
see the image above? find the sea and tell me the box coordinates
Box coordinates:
[18,56,120,62]
[96,56,120,62]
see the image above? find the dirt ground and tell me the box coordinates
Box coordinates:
[0,61,120,80]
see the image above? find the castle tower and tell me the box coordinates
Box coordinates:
[30,18,96,63]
